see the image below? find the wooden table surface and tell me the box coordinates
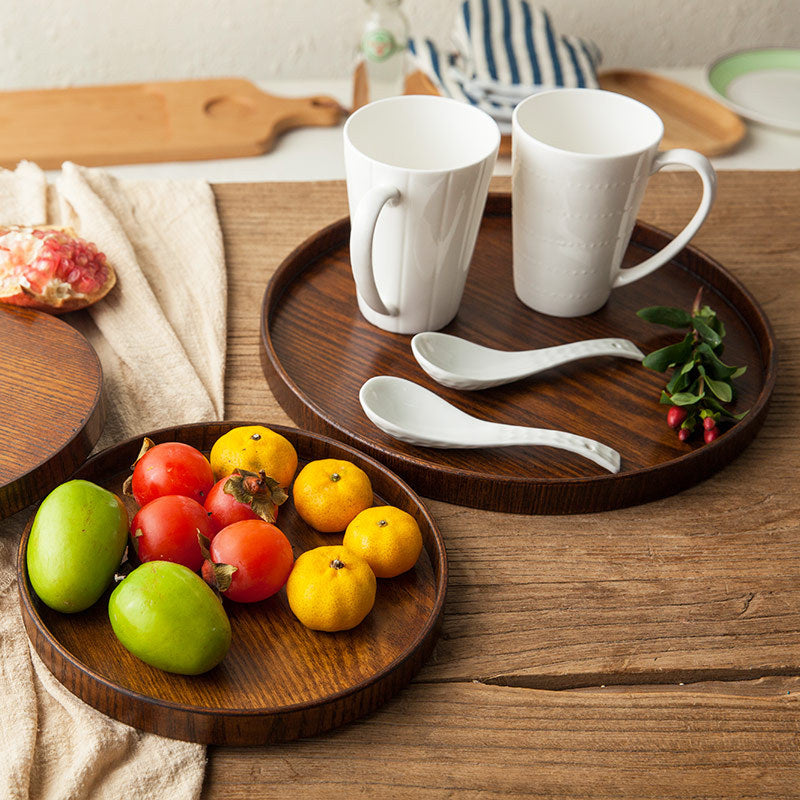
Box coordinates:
[203,172,800,798]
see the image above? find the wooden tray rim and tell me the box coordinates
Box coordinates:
[597,68,748,156]
[0,307,105,520]
[261,193,777,492]
[17,421,448,723]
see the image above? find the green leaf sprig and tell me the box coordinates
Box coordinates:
[637,288,749,442]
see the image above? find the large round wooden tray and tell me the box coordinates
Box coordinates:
[18,422,446,745]
[261,193,776,514]
[0,306,104,519]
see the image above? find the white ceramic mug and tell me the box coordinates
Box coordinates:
[344,95,500,334]
[512,88,717,317]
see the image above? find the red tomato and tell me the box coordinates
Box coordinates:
[131,442,214,507]
[203,520,293,603]
[204,477,277,534]
[131,494,215,571]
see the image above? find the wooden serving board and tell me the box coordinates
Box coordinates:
[597,69,747,157]
[381,68,746,159]
[260,193,776,514]
[0,78,344,169]
[18,422,446,746]
[0,306,104,519]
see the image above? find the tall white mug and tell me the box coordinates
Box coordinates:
[344,95,500,334]
[512,89,717,317]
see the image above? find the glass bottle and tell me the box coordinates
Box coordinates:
[361,0,409,103]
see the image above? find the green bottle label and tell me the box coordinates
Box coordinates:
[362,29,399,63]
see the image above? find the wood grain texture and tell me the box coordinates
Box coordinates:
[205,172,800,796]
[0,79,344,169]
[18,422,445,745]
[0,305,104,519]
[260,194,775,513]
[204,681,800,800]
[597,70,747,156]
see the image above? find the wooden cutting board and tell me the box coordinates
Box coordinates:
[0,78,345,169]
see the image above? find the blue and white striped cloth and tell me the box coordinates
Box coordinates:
[409,1,602,129]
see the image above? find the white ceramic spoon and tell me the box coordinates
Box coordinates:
[359,376,621,474]
[411,332,645,390]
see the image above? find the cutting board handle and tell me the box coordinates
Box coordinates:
[262,94,345,146]
[151,78,346,156]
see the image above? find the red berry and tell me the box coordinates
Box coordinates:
[702,416,716,431]
[667,406,688,429]
[677,427,691,442]
[704,426,721,444]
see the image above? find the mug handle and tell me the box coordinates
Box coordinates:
[350,184,401,316]
[612,149,717,289]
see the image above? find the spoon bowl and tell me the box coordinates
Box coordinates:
[411,332,644,390]
[359,376,621,473]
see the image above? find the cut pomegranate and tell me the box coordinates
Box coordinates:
[0,226,115,314]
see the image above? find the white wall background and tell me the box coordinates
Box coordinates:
[1,0,798,90]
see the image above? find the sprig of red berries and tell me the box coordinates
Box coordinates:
[638,289,749,444]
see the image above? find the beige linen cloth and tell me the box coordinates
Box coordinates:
[0,161,228,798]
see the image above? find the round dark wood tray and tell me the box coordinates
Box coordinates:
[0,306,104,519]
[18,422,446,745]
[260,193,776,514]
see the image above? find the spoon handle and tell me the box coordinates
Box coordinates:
[417,336,644,390]
[489,423,621,473]
[464,338,643,389]
[520,338,643,373]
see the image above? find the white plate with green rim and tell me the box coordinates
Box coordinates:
[707,47,800,132]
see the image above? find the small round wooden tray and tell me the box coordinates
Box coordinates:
[0,306,104,519]
[18,422,446,745]
[260,193,776,514]
[597,70,747,157]
[384,69,746,159]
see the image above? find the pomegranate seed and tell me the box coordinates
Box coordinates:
[702,417,716,431]
[0,225,115,313]
[667,406,688,429]
[704,426,720,444]
[678,428,691,442]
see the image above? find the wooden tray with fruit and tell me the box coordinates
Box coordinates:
[17,421,446,746]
